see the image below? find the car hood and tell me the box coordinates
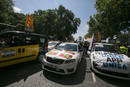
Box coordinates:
[92,51,130,73]
[46,49,78,60]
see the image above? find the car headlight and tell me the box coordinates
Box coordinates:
[65,59,75,64]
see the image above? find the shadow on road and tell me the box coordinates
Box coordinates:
[0,61,42,87]
[95,73,130,87]
[43,56,87,85]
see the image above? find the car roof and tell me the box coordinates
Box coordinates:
[61,42,78,45]
[49,41,60,43]
[0,31,47,38]
[94,43,113,46]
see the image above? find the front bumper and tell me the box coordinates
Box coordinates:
[42,58,77,75]
[91,63,130,80]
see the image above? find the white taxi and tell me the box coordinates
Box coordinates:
[90,43,130,80]
[42,42,83,75]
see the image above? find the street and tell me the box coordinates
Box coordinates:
[0,56,130,87]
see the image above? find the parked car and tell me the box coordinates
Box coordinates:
[42,42,83,75]
[90,43,130,80]
[48,41,61,51]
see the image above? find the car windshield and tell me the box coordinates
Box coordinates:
[48,42,57,46]
[65,44,77,51]
[55,44,77,51]
[94,44,114,52]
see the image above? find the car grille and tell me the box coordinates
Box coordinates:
[47,57,64,64]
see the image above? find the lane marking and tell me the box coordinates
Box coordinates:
[91,72,96,83]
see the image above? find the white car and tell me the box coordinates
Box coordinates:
[48,41,61,51]
[42,42,83,75]
[90,43,130,80]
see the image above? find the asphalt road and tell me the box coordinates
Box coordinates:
[0,56,130,87]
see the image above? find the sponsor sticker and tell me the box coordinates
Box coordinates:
[102,57,127,70]
[103,62,127,70]
[2,49,16,58]
[102,53,124,59]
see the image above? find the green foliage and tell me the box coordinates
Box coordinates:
[0,0,14,23]
[87,0,130,38]
[33,5,80,41]
[9,13,26,31]
[0,1,80,41]
[0,0,26,31]
[118,33,130,44]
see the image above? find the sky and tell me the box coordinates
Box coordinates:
[13,0,96,39]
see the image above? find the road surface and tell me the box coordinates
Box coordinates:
[0,56,130,87]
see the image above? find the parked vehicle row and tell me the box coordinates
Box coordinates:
[1,30,130,80]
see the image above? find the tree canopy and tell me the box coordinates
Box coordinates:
[33,5,80,41]
[0,0,80,41]
[87,0,130,39]
[0,0,25,31]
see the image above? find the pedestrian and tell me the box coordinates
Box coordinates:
[82,41,89,56]
[120,43,128,56]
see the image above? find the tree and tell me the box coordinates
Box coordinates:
[0,0,26,31]
[33,5,81,41]
[87,0,130,38]
[0,0,14,30]
[0,0,13,23]
[56,5,80,40]
[118,33,130,44]
[8,13,26,31]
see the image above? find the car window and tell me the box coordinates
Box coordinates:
[65,44,77,51]
[55,43,77,51]
[48,42,57,46]
[94,44,114,52]
[55,43,65,50]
